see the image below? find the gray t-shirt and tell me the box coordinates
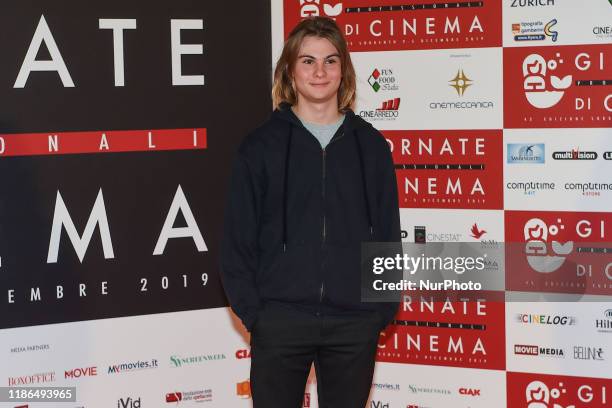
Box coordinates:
[302,115,345,149]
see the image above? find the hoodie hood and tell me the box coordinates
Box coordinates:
[272,102,373,134]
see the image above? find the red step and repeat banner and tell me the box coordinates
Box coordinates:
[2,1,610,407]
[282,1,611,407]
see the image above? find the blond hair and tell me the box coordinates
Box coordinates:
[272,17,356,112]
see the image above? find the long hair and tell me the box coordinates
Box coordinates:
[272,17,356,112]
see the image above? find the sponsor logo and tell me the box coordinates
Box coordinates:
[604,151,612,160]
[506,181,555,195]
[165,389,213,403]
[552,148,598,160]
[522,53,572,109]
[523,217,572,273]
[407,222,496,248]
[482,258,500,272]
[512,19,558,42]
[596,309,612,333]
[377,98,401,111]
[563,181,612,197]
[470,223,486,239]
[506,211,611,295]
[406,384,451,396]
[65,366,97,379]
[368,68,398,92]
[514,344,565,357]
[236,380,251,399]
[10,344,50,353]
[459,387,481,396]
[235,349,251,359]
[517,314,576,325]
[468,223,500,249]
[117,397,141,408]
[573,346,605,361]
[429,69,494,110]
[420,227,462,243]
[505,45,612,128]
[511,0,555,6]
[359,98,400,121]
[593,25,612,39]
[414,226,426,243]
[166,393,182,403]
[370,401,389,408]
[507,143,545,163]
[170,353,226,367]
[8,372,55,386]
[108,359,158,374]
[371,382,400,391]
[449,69,472,96]
[514,344,539,355]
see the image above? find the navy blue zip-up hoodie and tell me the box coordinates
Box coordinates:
[220,103,401,331]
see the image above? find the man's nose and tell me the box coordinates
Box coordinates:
[313,61,326,77]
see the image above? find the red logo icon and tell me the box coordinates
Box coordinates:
[235,349,251,359]
[237,380,251,399]
[470,223,487,239]
[166,392,182,403]
[377,98,401,111]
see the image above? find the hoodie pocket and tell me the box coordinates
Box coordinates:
[257,244,320,303]
[323,242,363,307]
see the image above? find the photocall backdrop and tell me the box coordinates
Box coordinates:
[1,1,611,407]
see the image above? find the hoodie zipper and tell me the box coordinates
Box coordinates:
[319,131,345,304]
[321,148,326,303]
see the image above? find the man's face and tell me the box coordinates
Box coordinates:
[292,36,342,106]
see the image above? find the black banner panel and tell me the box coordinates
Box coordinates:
[0,0,272,329]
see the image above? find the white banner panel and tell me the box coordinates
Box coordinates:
[352,48,503,130]
[505,299,612,379]
[504,128,612,211]
[1,308,251,407]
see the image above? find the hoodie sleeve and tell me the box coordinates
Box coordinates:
[375,134,402,328]
[376,136,401,244]
[220,147,264,331]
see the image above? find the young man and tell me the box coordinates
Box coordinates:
[221,17,401,407]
